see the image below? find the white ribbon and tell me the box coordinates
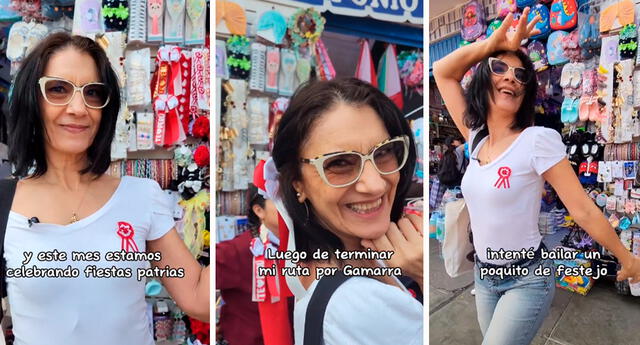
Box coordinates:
[262,158,307,298]
[158,45,183,96]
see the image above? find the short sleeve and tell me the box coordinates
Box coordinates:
[532,128,566,175]
[147,180,175,240]
[322,278,423,345]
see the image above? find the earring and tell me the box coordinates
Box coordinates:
[296,192,301,197]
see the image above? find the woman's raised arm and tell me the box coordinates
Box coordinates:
[432,8,540,141]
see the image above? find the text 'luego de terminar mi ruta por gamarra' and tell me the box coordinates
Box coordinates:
[6,250,185,281]
[257,248,403,279]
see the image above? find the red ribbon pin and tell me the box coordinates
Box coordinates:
[494,166,512,189]
[117,222,140,252]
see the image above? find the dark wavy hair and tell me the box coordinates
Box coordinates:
[7,32,121,178]
[271,78,417,258]
[247,184,266,228]
[464,49,537,131]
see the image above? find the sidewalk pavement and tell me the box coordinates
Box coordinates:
[429,238,640,345]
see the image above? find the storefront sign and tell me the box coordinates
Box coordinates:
[273,0,423,24]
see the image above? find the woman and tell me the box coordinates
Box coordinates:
[433,8,640,345]
[4,33,209,344]
[271,78,423,344]
[217,184,293,345]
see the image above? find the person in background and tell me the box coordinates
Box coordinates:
[216,185,269,345]
[216,183,294,345]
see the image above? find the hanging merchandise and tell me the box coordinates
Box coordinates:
[178,49,193,132]
[486,19,502,38]
[295,52,311,84]
[0,0,21,22]
[547,30,569,66]
[314,38,335,81]
[179,187,209,257]
[127,0,146,42]
[256,9,286,45]
[147,0,163,41]
[397,50,423,95]
[73,0,103,35]
[215,0,245,35]
[278,48,296,96]
[191,47,210,111]
[618,24,637,60]
[11,0,46,22]
[527,40,548,72]
[288,7,324,48]
[579,10,600,59]
[268,97,288,149]
[516,0,535,9]
[192,115,209,138]
[529,3,550,40]
[549,0,577,31]
[355,39,377,87]
[102,0,129,31]
[599,0,634,34]
[247,97,269,145]
[185,0,206,45]
[226,35,250,80]
[378,43,403,110]
[265,46,279,92]
[6,21,48,74]
[216,39,229,79]
[496,0,516,18]
[193,144,209,167]
[41,0,74,22]
[460,0,486,42]
[136,111,155,150]
[249,42,266,91]
[164,0,185,43]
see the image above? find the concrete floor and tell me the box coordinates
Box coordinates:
[429,238,640,345]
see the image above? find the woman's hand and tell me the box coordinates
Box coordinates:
[361,214,423,289]
[618,254,640,284]
[487,7,541,53]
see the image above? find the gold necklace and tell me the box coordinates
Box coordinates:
[69,178,94,224]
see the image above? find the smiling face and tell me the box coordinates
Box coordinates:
[293,103,400,250]
[489,53,526,116]
[39,47,102,158]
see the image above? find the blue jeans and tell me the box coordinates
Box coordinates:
[474,255,556,345]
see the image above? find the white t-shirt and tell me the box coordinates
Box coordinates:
[461,127,565,265]
[4,176,175,345]
[293,276,423,345]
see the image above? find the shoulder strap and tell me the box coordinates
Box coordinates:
[471,127,489,154]
[303,271,351,345]
[0,178,17,320]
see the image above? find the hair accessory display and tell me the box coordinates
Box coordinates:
[193,145,209,167]
[125,48,151,106]
[256,9,286,44]
[265,46,279,93]
[146,0,163,41]
[249,42,266,91]
[278,48,296,96]
[184,0,205,45]
[164,0,184,43]
[102,0,128,31]
[136,111,155,150]
[215,0,245,35]
[73,0,102,34]
[288,7,324,47]
[191,115,209,138]
[127,0,146,42]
